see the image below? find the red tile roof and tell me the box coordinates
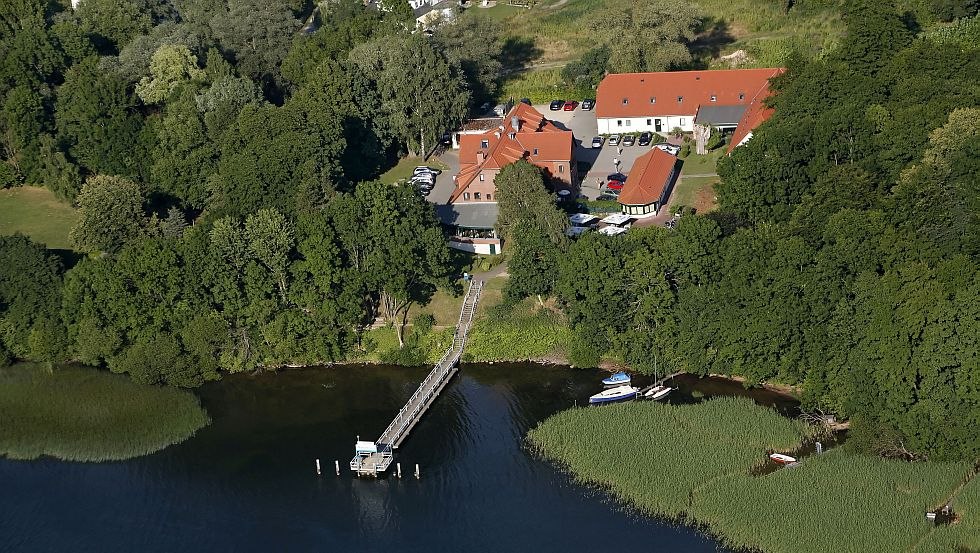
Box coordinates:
[451,103,574,202]
[618,148,677,206]
[595,68,783,119]
[727,82,775,154]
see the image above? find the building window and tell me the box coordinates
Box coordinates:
[533,148,538,155]
[474,192,481,200]
[649,97,656,104]
[622,98,628,105]
[677,96,683,103]
[738,93,745,100]
[680,118,686,126]
[626,120,631,126]
[558,165,564,173]
[617,120,622,127]
[646,119,652,125]
[480,139,489,148]
[710,95,717,102]
[487,194,492,201]
[464,192,470,200]
[479,174,485,181]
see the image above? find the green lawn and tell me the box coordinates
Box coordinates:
[672,175,719,213]
[379,156,450,185]
[530,397,979,553]
[0,186,77,250]
[679,147,725,175]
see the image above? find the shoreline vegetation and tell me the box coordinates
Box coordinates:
[528,398,980,553]
[0,364,210,462]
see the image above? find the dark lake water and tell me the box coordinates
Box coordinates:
[1,364,792,552]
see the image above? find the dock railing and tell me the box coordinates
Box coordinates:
[350,279,483,475]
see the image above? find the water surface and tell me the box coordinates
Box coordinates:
[2,363,741,552]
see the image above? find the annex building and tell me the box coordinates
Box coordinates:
[595,68,783,138]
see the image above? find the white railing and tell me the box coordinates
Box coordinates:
[373,280,483,451]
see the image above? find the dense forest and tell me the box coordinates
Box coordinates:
[2,0,979,462]
[499,3,980,461]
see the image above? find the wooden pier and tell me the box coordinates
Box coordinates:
[350,280,483,476]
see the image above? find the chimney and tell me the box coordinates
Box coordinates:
[511,116,521,133]
[477,151,486,163]
[494,131,501,139]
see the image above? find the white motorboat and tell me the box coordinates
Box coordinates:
[588,385,639,404]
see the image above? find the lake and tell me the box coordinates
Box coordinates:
[0,363,788,552]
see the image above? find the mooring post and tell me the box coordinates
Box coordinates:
[415,464,420,479]
[335,460,340,476]
[397,462,402,478]
[315,459,321,475]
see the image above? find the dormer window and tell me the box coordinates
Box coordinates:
[710,95,717,102]
[677,96,683,103]
[622,98,628,105]
[649,97,656,104]
[533,148,538,155]
[738,93,745,101]
[480,139,489,148]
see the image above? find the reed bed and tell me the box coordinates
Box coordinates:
[529,397,815,517]
[465,300,573,362]
[917,467,980,552]
[529,397,977,552]
[0,364,210,462]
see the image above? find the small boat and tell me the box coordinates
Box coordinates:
[769,453,797,464]
[589,385,639,404]
[643,385,673,401]
[602,372,631,386]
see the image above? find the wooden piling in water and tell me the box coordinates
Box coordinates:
[315,459,321,475]
[415,464,420,479]
[335,460,340,475]
[397,462,402,478]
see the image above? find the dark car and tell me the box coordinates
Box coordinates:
[520,98,532,105]
[638,132,653,146]
[581,98,595,110]
[549,99,565,111]
[607,172,628,182]
[622,134,636,146]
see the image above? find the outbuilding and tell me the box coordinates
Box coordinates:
[616,148,678,217]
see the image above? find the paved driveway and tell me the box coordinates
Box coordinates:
[426,148,459,205]
[535,104,655,200]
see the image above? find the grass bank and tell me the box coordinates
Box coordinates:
[0,363,210,462]
[0,186,77,250]
[529,397,977,552]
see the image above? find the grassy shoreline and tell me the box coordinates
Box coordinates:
[0,364,210,462]
[529,398,978,552]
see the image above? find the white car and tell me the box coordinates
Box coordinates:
[413,166,439,176]
[608,134,621,146]
[591,136,604,148]
[654,143,681,155]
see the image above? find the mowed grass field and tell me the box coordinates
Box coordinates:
[529,397,980,553]
[0,187,77,250]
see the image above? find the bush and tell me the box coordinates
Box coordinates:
[706,130,726,151]
[679,143,691,158]
[413,312,435,336]
[0,161,21,188]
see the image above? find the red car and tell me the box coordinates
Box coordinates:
[607,179,625,191]
[563,101,578,111]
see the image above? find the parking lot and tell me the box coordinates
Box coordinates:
[535,103,663,200]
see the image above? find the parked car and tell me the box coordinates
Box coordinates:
[563,100,578,111]
[591,136,605,148]
[654,143,681,155]
[638,132,653,146]
[479,102,492,114]
[607,179,625,191]
[549,99,565,111]
[440,132,452,145]
[412,173,435,184]
[608,134,621,146]
[607,172,627,182]
[597,193,619,201]
[581,98,595,110]
[622,134,636,146]
[493,103,508,116]
[520,98,532,105]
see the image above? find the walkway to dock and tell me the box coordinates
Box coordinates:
[351,280,483,476]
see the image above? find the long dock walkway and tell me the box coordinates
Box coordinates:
[351,280,483,476]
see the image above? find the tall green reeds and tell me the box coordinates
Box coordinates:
[0,364,210,462]
[529,397,977,552]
